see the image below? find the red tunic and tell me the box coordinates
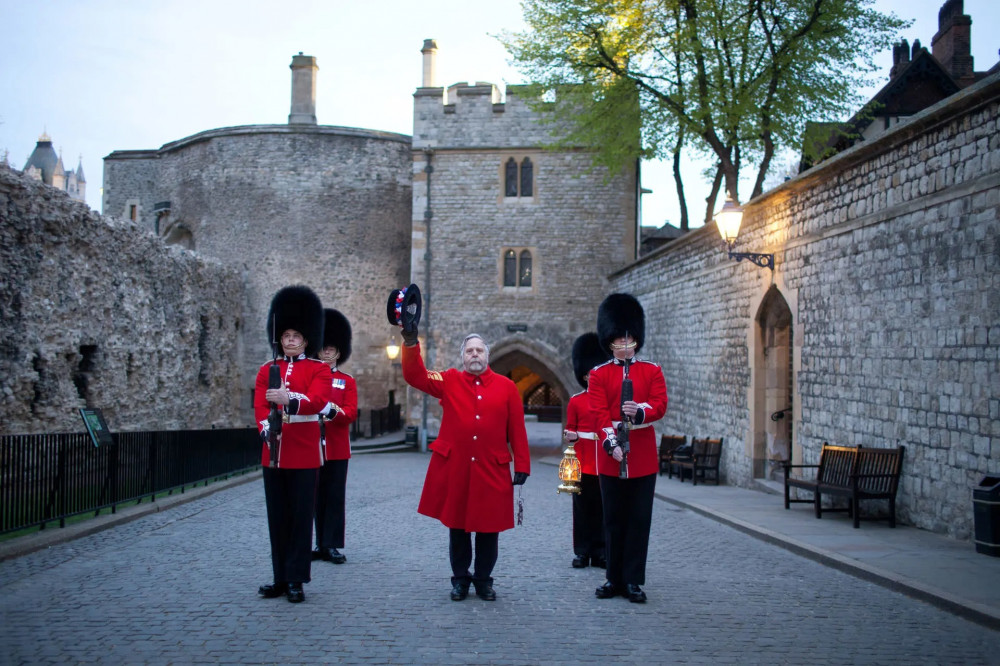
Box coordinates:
[254,355,333,469]
[322,368,358,461]
[565,391,601,476]
[588,358,668,478]
[402,342,531,533]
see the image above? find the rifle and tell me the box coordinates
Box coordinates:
[617,356,632,479]
[266,319,283,468]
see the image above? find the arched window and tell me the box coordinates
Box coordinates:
[518,250,532,286]
[503,249,517,286]
[504,158,519,197]
[502,156,535,198]
[520,158,533,197]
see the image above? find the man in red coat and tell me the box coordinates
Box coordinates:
[313,308,358,565]
[588,293,667,603]
[396,301,530,601]
[563,332,609,569]
[254,286,332,604]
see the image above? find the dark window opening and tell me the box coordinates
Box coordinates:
[503,249,517,287]
[504,158,518,197]
[519,250,532,286]
[520,157,533,197]
[129,204,137,221]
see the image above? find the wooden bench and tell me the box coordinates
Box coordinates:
[784,443,905,528]
[670,437,722,485]
[658,435,687,476]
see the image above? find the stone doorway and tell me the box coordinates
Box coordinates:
[489,346,571,426]
[752,286,793,480]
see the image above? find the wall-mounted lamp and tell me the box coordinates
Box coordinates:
[386,336,400,361]
[715,198,774,271]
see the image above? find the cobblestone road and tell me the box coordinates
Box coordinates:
[2,449,999,664]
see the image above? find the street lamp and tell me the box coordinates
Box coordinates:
[386,336,400,361]
[715,197,774,271]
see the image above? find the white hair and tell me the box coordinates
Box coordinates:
[459,333,490,366]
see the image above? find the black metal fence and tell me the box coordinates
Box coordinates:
[0,428,261,536]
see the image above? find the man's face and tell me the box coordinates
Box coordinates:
[463,337,488,375]
[319,346,340,365]
[610,335,636,361]
[281,329,306,355]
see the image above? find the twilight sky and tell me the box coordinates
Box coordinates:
[1,0,997,227]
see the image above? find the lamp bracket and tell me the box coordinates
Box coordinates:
[728,250,774,271]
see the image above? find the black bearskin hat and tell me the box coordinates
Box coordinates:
[597,293,645,354]
[322,308,353,365]
[266,285,324,358]
[572,332,610,388]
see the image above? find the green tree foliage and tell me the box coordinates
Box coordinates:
[502,0,908,225]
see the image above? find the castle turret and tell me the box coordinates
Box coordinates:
[288,52,318,124]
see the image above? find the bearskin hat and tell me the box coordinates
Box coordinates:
[322,308,353,365]
[597,293,645,354]
[266,285,324,358]
[572,332,610,388]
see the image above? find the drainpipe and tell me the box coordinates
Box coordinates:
[421,148,434,453]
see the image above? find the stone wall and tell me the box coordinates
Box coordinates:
[613,73,1000,539]
[0,165,246,434]
[104,126,413,420]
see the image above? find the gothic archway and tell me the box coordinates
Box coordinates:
[489,340,573,423]
[751,285,793,480]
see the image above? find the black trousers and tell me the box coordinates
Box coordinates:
[449,528,498,587]
[315,459,349,549]
[263,467,318,585]
[600,473,656,587]
[572,473,605,558]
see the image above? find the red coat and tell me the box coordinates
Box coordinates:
[402,343,531,533]
[565,391,601,476]
[254,355,333,469]
[321,368,358,461]
[588,358,668,478]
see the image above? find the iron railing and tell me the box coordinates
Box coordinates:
[0,428,261,536]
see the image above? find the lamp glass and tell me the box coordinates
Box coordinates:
[386,337,400,361]
[715,198,744,244]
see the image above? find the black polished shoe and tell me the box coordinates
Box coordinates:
[625,584,647,603]
[572,555,589,568]
[329,548,347,564]
[450,583,469,601]
[595,581,621,599]
[311,548,324,561]
[286,583,305,603]
[258,582,288,599]
[474,583,496,601]
[590,555,607,569]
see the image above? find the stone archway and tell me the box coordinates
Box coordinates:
[751,285,793,480]
[489,338,575,424]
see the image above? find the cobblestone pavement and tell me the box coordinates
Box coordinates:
[2,447,1000,665]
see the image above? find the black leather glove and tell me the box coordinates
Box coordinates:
[401,324,419,346]
[512,471,528,486]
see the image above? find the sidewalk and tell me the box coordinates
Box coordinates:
[536,444,1000,630]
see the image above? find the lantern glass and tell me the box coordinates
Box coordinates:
[386,337,400,361]
[715,198,744,244]
[558,455,581,483]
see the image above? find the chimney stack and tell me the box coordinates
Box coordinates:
[421,39,438,88]
[931,0,974,86]
[289,53,318,124]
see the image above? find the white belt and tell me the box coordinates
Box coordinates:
[612,421,652,430]
[577,432,597,440]
[285,414,319,423]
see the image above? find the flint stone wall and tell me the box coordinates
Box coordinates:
[613,73,1000,539]
[0,165,246,434]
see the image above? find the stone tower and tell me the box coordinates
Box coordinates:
[409,39,638,432]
